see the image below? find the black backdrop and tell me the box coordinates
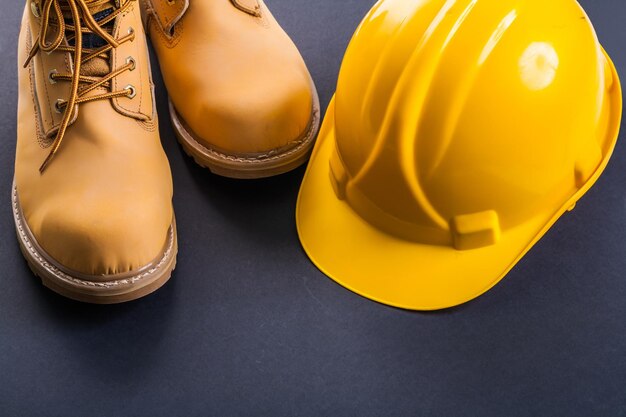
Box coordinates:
[1,1,625,416]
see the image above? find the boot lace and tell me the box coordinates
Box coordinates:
[25,0,136,173]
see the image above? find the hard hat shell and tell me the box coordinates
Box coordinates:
[296,0,622,310]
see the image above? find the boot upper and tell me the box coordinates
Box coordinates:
[16,0,174,276]
[144,0,315,154]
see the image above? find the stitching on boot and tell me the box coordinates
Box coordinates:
[149,15,183,48]
[13,186,175,289]
[179,106,320,164]
[136,118,157,132]
[230,0,263,18]
[145,0,183,47]
[25,27,48,148]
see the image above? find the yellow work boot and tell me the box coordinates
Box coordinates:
[14,0,177,303]
[141,0,321,178]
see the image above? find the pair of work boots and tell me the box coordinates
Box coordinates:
[14,0,320,303]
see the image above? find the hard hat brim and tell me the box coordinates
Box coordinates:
[297,75,621,310]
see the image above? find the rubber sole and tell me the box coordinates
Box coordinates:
[169,84,321,179]
[12,183,178,304]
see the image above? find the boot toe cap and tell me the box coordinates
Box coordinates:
[185,69,315,155]
[29,196,172,277]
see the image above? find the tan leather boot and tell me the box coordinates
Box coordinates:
[142,0,320,178]
[14,0,177,303]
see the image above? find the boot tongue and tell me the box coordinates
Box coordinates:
[65,1,118,78]
[86,0,117,14]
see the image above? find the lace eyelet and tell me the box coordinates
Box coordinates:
[48,69,58,84]
[127,27,135,41]
[126,57,136,71]
[54,99,66,114]
[167,0,176,5]
[30,0,40,17]
[125,85,137,99]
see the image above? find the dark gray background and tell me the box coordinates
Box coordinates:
[1,0,625,416]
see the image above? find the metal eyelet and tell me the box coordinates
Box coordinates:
[126,57,136,71]
[125,85,137,99]
[167,0,176,5]
[30,0,40,17]
[48,69,58,84]
[54,99,66,113]
[127,27,135,41]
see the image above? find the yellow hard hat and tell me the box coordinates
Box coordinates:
[296,0,622,310]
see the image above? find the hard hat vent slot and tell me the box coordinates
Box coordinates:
[574,145,602,189]
[329,148,348,200]
[603,55,615,91]
[451,210,501,251]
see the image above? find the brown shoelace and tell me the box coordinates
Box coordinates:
[24,0,136,173]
